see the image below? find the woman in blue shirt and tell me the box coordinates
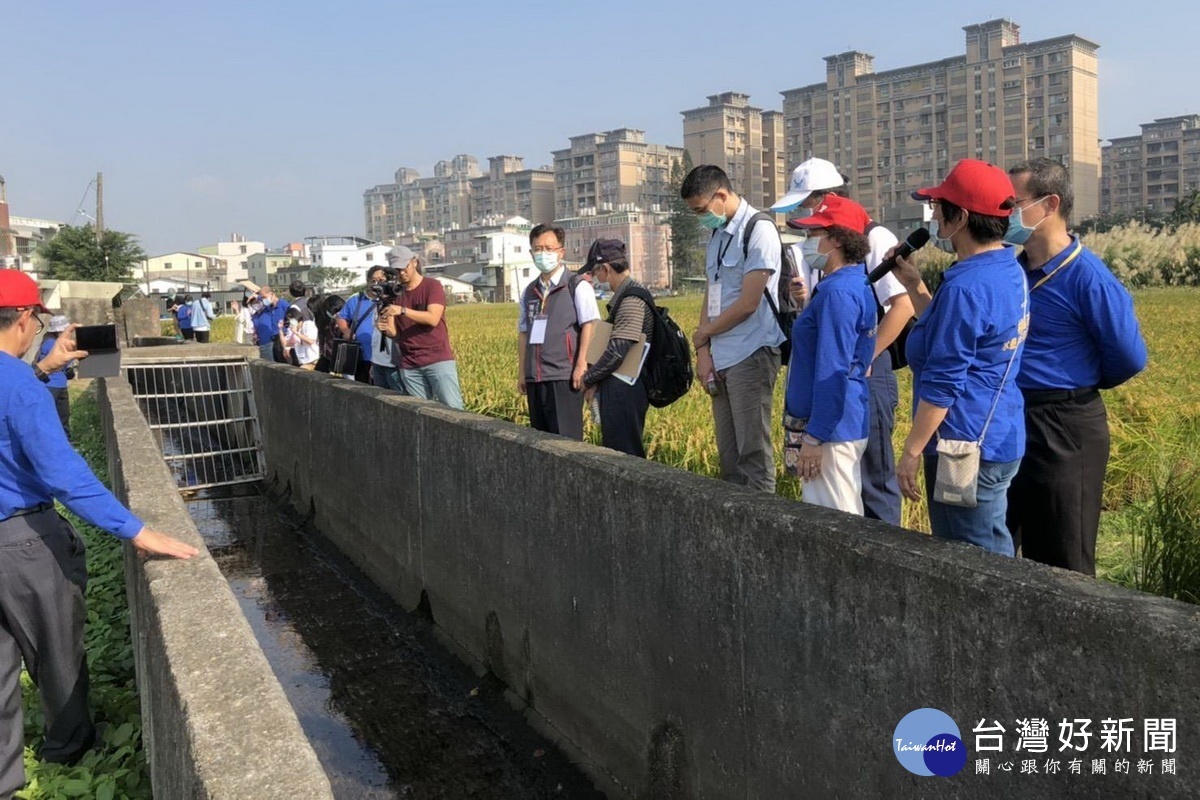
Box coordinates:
[35,316,75,436]
[176,294,194,340]
[885,160,1028,555]
[784,196,878,514]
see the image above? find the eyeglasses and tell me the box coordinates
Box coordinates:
[17,308,45,334]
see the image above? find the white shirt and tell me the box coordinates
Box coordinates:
[515,266,600,332]
[234,308,253,344]
[285,320,319,365]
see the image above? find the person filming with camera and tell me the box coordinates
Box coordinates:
[377,246,463,408]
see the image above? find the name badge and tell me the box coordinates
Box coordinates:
[530,316,548,345]
[707,284,722,319]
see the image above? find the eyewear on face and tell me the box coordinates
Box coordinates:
[18,308,45,334]
[692,191,723,216]
[1013,194,1050,208]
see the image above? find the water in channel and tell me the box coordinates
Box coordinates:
[187,488,604,800]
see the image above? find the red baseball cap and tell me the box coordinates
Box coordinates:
[912,159,1015,216]
[0,269,48,312]
[788,194,871,234]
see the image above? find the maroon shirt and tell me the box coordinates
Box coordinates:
[389,278,455,369]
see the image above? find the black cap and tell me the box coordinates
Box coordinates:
[581,238,626,274]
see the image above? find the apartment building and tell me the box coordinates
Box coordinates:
[364,156,479,241]
[680,92,787,212]
[557,209,672,289]
[552,129,683,219]
[1101,115,1200,216]
[779,19,1099,231]
[470,156,555,224]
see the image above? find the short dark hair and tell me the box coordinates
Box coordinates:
[201,291,212,299]
[1009,157,1074,220]
[367,266,388,281]
[938,199,1009,244]
[825,226,870,263]
[0,307,22,332]
[529,224,565,246]
[289,280,306,298]
[680,165,733,200]
[184,294,194,303]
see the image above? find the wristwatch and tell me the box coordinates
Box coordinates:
[33,364,52,383]
[801,433,824,447]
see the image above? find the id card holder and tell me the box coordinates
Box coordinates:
[707,284,722,318]
[530,315,548,345]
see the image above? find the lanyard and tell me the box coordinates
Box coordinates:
[712,233,735,282]
[1031,241,1083,291]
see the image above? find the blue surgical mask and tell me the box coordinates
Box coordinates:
[1003,197,1048,245]
[928,219,958,254]
[533,252,559,274]
[790,207,814,219]
[800,237,830,273]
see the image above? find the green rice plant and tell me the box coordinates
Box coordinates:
[1125,462,1200,605]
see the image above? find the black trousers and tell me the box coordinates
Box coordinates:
[527,380,584,441]
[1007,390,1109,575]
[0,509,93,798]
[49,387,70,437]
[598,376,649,458]
[194,329,211,344]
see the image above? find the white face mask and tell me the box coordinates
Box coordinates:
[800,236,830,272]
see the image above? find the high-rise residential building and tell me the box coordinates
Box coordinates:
[681,92,786,212]
[470,156,555,224]
[779,19,1099,231]
[552,129,683,219]
[1101,115,1200,217]
[364,156,480,241]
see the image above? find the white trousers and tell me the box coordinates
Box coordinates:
[802,438,868,515]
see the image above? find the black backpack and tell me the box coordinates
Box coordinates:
[608,285,693,408]
[740,211,800,365]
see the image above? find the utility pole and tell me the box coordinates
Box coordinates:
[95,172,104,244]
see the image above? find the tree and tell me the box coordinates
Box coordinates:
[1169,190,1200,227]
[307,267,357,292]
[36,224,146,282]
[667,150,706,287]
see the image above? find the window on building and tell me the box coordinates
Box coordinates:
[164,262,172,270]
[240,245,247,254]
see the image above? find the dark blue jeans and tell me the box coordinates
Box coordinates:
[862,356,902,525]
[923,454,1020,557]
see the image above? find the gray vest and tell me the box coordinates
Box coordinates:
[522,274,581,383]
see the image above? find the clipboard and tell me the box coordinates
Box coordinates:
[237,279,261,294]
[586,321,646,383]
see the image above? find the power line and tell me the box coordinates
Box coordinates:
[69,179,96,224]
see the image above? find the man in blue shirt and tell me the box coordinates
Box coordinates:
[190,291,216,343]
[684,165,785,492]
[0,270,197,798]
[1004,159,1148,575]
[250,286,290,363]
[35,315,75,436]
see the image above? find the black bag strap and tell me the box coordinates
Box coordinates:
[349,295,374,336]
[607,284,655,324]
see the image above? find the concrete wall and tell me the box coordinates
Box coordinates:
[99,376,334,799]
[251,361,1200,799]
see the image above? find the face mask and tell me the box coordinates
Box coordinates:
[698,194,728,230]
[1003,197,1048,245]
[790,207,814,219]
[800,237,830,273]
[533,252,559,274]
[929,219,959,254]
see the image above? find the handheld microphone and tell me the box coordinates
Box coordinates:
[868,228,930,283]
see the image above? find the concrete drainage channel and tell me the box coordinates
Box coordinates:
[113,350,603,799]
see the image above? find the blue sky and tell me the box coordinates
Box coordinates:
[8,0,1200,254]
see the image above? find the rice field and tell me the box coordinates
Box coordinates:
[444,288,1200,584]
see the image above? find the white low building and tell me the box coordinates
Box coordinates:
[306,235,391,288]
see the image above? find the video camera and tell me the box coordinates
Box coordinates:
[366,267,403,310]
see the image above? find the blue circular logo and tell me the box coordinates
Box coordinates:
[893,708,967,777]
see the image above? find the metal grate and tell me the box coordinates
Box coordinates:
[126,359,265,491]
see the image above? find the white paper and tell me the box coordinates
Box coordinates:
[707,284,722,318]
[530,317,547,345]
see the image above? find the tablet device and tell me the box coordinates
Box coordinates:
[74,324,122,379]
